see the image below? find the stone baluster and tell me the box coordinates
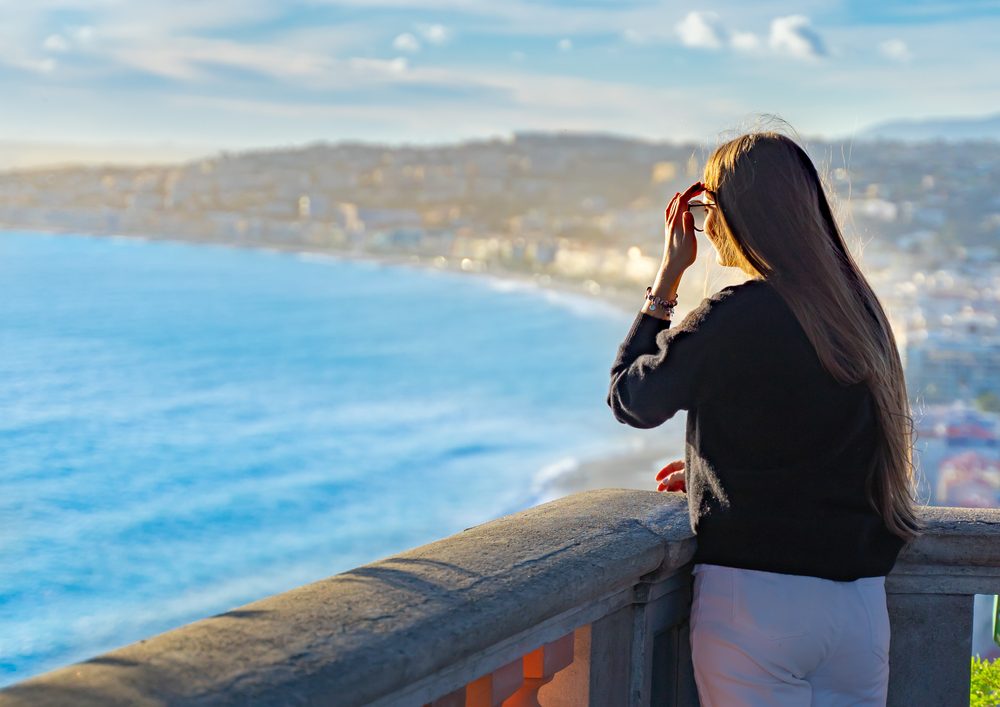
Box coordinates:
[502,632,576,707]
[425,657,524,707]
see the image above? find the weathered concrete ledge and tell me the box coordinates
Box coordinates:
[887,504,1000,594]
[3,491,999,706]
[882,504,1000,706]
[0,489,696,706]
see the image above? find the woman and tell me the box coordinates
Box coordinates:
[606,130,925,706]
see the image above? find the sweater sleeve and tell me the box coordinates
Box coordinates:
[606,288,739,428]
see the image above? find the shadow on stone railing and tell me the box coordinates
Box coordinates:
[2,489,999,706]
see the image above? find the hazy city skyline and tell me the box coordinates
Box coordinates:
[1,0,999,168]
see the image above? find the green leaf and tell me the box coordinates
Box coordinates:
[971,655,1000,707]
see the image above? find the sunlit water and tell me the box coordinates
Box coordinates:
[0,230,659,684]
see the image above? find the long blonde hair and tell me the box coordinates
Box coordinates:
[702,128,925,544]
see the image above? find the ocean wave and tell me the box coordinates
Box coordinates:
[538,288,626,321]
[479,274,625,321]
[527,455,581,505]
[531,455,580,490]
[484,276,540,294]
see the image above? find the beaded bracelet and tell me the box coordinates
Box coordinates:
[644,286,678,317]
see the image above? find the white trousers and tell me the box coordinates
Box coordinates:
[690,563,890,707]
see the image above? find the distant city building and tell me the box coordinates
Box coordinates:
[936,451,1000,507]
[355,207,422,232]
[905,330,1000,403]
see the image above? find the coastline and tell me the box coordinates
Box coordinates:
[283,244,694,501]
[2,226,690,500]
[0,224,648,314]
[528,432,686,503]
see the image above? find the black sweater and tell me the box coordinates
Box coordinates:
[607,278,905,581]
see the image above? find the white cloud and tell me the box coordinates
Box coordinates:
[40,26,96,55]
[730,31,760,52]
[676,11,725,50]
[768,15,826,60]
[417,23,451,45]
[510,50,525,61]
[42,34,70,53]
[392,32,421,52]
[879,38,912,63]
[557,38,572,51]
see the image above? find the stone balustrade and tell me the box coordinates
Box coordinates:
[2,489,999,706]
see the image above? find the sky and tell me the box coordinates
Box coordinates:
[0,0,999,165]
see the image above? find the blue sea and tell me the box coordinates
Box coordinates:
[0,230,660,685]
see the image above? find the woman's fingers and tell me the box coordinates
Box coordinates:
[672,183,705,235]
[682,209,695,240]
[655,463,685,492]
[657,472,685,493]
[666,184,702,237]
[664,192,679,224]
[670,189,686,225]
[655,460,685,481]
[662,182,704,269]
[664,183,703,226]
[681,181,704,202]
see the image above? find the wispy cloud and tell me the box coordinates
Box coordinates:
[73,26,96,44]
[165,62,743,143]
[347,56,409,75]
[416,23,451,45]
[768,15,826,60]
[392,32,421,53]
[42,34,70,53]
[879,38,913,63]
[0,0,994,151]
[11,57,58,74]
[108,37,336,82]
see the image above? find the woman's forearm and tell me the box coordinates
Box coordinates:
[640,261,685,319]
[652,260,685,299]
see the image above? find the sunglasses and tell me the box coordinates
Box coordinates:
[687,199,718,232]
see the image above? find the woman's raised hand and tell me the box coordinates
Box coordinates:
[662,182,705,273]
[655,459,686,493]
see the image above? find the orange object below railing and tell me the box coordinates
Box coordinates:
[426,631,575,707]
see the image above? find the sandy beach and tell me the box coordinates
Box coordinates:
[537,432,688,499]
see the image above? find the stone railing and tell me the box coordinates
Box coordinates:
[1,489,998,706]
